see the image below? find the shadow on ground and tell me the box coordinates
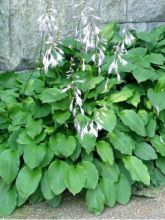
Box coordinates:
[7,190,165,219]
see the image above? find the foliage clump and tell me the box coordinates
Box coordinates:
[0,24,165,216]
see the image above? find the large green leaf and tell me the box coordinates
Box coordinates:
[77,134,96,154]
[53,111,71,124]
[123,156,150,185]
[109,86,134,103]
[26,116,42,139]
[109,130,135,155]
[156,156,165,175]
[150,135,165,156]
[0,180,17,217]
[99,177,117,207]
[17,129,33,145]
[101,22,118,42]
[16,166,42,198]
[40,147,55,168]
[132,68,157,83]
[146,118,157,138]
[46,195,62,208]
[119,110,146,136]
[101,162,120,182]
[116,174,131,205]
[48,160,69,195]
[134,142,157,161]
[23,143,46,169]
[146,53,165,65]
[41,171,54,200]
[86,185,105,216]
[0,149,20,184]
[127,90,141,107]
[96,140,114,165]
[81,161,99,189]
[65,164,86,195]
[147,88,165,112]
[138,110,149,125]
[95,108,116,132]
[38,88,67,103]
[49,133,76,157]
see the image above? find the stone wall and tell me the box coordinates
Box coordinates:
[0,0,165,71]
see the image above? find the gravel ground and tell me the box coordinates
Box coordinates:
[7,188,165,219]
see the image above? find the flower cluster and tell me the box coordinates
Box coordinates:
[38,5,64,73]
[74,1,107,73]
[108,31,135,81]
[38,2,135,138]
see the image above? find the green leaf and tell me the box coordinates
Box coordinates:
[16,166,42,198]
[65,164,86,195]
[46,195,62,208]
[109,130,135,155]
[41,171,54,200]
[81,161,99,189]
[132,68,157,83]
[86,185,105,216]
[134,142,157,161]
[127,90,141,107]
[109,86,134,103]
[53,111,71,124]
[99,177,117,207]
[138,110,149,125]
[95,108,116,132]
[125,47,147,58]
[23,143,46,169]
[147,88,165,112]
[146,118,157,138]
[26,116,42,139]
[77,134,96,154]
[17,129,33,145]
[96,140,114,165]
[38,88,67,103]
[123,156,150,185]
[48,160,69,195]
[29,187,43,205]
[49,133,76,157]
[116,174,131,205]
[150,135,165,156]
[0,180,17,217]
[101,22,118,42]
[31,102,51,118]
[40,147,55,168]
[119,110,146,136]
[0,149,20,184]
[156,156,165,174]
[101,162,120,182]
[146,53,165,65]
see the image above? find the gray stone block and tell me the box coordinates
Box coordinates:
[147,22,165,31]
[1,0,165,71]
[100,0,127,23]
[120,23,148,32]
[127,0,165,22]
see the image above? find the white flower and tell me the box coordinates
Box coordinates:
[160,136,165,144]
[124,32,135,47]
[75,91,83,107]
[96,122,103,131]
[89,121,98,137]
[155,104,160,115]
[108,60,118,74]
[118,55,128,66]
[91,54,96,62]
[43,48,58,73]
[82,59,86,71]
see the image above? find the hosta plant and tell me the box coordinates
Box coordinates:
[0,24,165,216]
